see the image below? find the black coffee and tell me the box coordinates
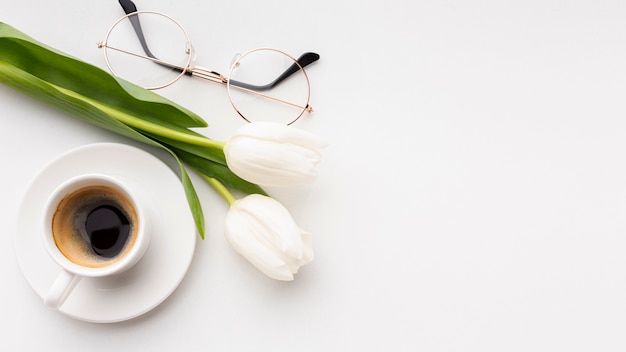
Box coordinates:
[52,185,138,268]
[85,204,131,258]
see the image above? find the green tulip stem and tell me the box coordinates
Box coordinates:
[54,85,227,151]
[202,175,237,205]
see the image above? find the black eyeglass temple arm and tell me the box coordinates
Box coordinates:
[229,52,320,91]
[118,0,158,60]
[118,0,189,76]
[118,0,137,14]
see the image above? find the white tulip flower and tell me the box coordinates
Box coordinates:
[224,122,328,187]
[224,194,313,280]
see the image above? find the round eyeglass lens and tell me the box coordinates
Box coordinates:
[102,11,192,90]
[227,48,311,125]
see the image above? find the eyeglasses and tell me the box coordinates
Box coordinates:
[97,0,320,125]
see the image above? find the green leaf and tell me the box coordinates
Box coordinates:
[167,150,206,240]
[0,22,207,129]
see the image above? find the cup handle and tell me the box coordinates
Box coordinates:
[44,270,82,309]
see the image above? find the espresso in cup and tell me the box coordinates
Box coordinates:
[51,185,138,268]
[43,174,150,309]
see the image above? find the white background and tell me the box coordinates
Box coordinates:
[1,0,626,350]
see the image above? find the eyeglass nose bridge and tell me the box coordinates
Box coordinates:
[188,66,228,84]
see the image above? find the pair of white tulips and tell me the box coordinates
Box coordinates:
[220,122,327,281]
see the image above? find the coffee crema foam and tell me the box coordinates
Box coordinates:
[51,185,138,268]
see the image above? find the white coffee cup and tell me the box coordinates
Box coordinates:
[42,174,151,309]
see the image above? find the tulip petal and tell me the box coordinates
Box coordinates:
[236,195,304,260]
[224,122,328,187]
[225,216,295,280]
[225,137,321,186]
[224,195,313,280]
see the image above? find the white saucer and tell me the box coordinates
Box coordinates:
[14,143,197,323]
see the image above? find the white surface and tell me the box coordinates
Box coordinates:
[15,143,196,323]
[1,0,626,350]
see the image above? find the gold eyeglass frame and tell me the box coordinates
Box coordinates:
[97,11,313,125]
